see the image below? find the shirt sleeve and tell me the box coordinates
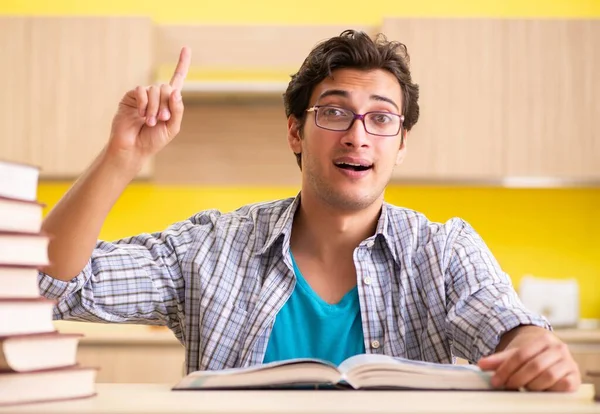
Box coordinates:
[38,214,209,337]
[444,219,551,363]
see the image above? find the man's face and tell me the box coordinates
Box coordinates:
[288,68,407,212]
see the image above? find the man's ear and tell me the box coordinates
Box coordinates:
[287,116,303,154]
[395,130,408,166]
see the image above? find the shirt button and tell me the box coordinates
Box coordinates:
[366,240,375,248]
[363,276,372,285]
[371,340,381,349]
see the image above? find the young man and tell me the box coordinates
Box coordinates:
[38,30,580,392]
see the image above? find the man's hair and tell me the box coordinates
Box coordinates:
[283,29,420,169]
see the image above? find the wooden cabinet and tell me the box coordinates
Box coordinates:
[0,18,31,166]
[55,322,185,384]
[556,329,600,384]
[1,18,598,184]
[1,17,154,178]
[503,20,600,180]
[570,345,600,384]
[153,19,600,185]
[56,322,600,384]
[154,102,300,185]
[382,18,600,183]
[381,19,506,182]
[76,340,185,384]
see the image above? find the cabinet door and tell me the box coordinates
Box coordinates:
[569,345,600,384]
[0,17,31,165]
[76,344,186,383]
[382,18,506,182]
[384,18,600,183]
[28,17,154,178]
[504,20,600,180]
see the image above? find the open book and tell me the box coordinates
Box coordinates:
[173,354,493,390]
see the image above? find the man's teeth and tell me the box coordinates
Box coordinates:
[335,162,372,172]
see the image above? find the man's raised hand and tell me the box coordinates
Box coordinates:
[107,47,192,165]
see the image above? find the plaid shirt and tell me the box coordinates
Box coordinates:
[39,195,549,373]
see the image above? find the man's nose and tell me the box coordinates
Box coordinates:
[341,118,370,148]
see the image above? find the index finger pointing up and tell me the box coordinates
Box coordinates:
[169,46,192,91]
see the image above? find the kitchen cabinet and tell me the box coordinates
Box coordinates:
[0,18,31,166]
[56,322,600,384]
[55,322,185,384]
[556,329,600,384]
[382,18,600,184]
[1,17,154,178]
[571,348,600,384]
[381,18,505,182]
[155,24,376,74]
[1,18,598,184]
[75,337,185,384]
[154,102,300,185]
[152,23,377,186]
[503,20,600,180]
[153,19,599,185]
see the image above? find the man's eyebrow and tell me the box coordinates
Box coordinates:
[317,90,400,112]
[371,94,400,112]
[317,89,349,101]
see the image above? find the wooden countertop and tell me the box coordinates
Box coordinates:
[1,383,598,414]
[53,322,181,346]
[54,321,600,346]
[555,329,600,344]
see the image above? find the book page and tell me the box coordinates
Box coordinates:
[187,358,337,378]
[338,354,493,390]
[173,358,341,389]
[338,354,486,375]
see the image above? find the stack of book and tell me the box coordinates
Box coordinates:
[0,159,97,406]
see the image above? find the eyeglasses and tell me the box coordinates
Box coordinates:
[306,105,404,137]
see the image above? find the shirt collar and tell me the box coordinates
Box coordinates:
[256,193,300,257]
[377,202,401,264]
[256,194,401,266]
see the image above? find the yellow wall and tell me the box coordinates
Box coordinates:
[5,1,600,318]
[3,0,600,23]
[38,183,600,319]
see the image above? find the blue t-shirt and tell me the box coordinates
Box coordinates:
[263,252,365,366]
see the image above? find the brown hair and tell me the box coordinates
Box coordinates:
[284,29,420,168]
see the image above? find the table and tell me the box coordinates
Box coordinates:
[1,383,599,414]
